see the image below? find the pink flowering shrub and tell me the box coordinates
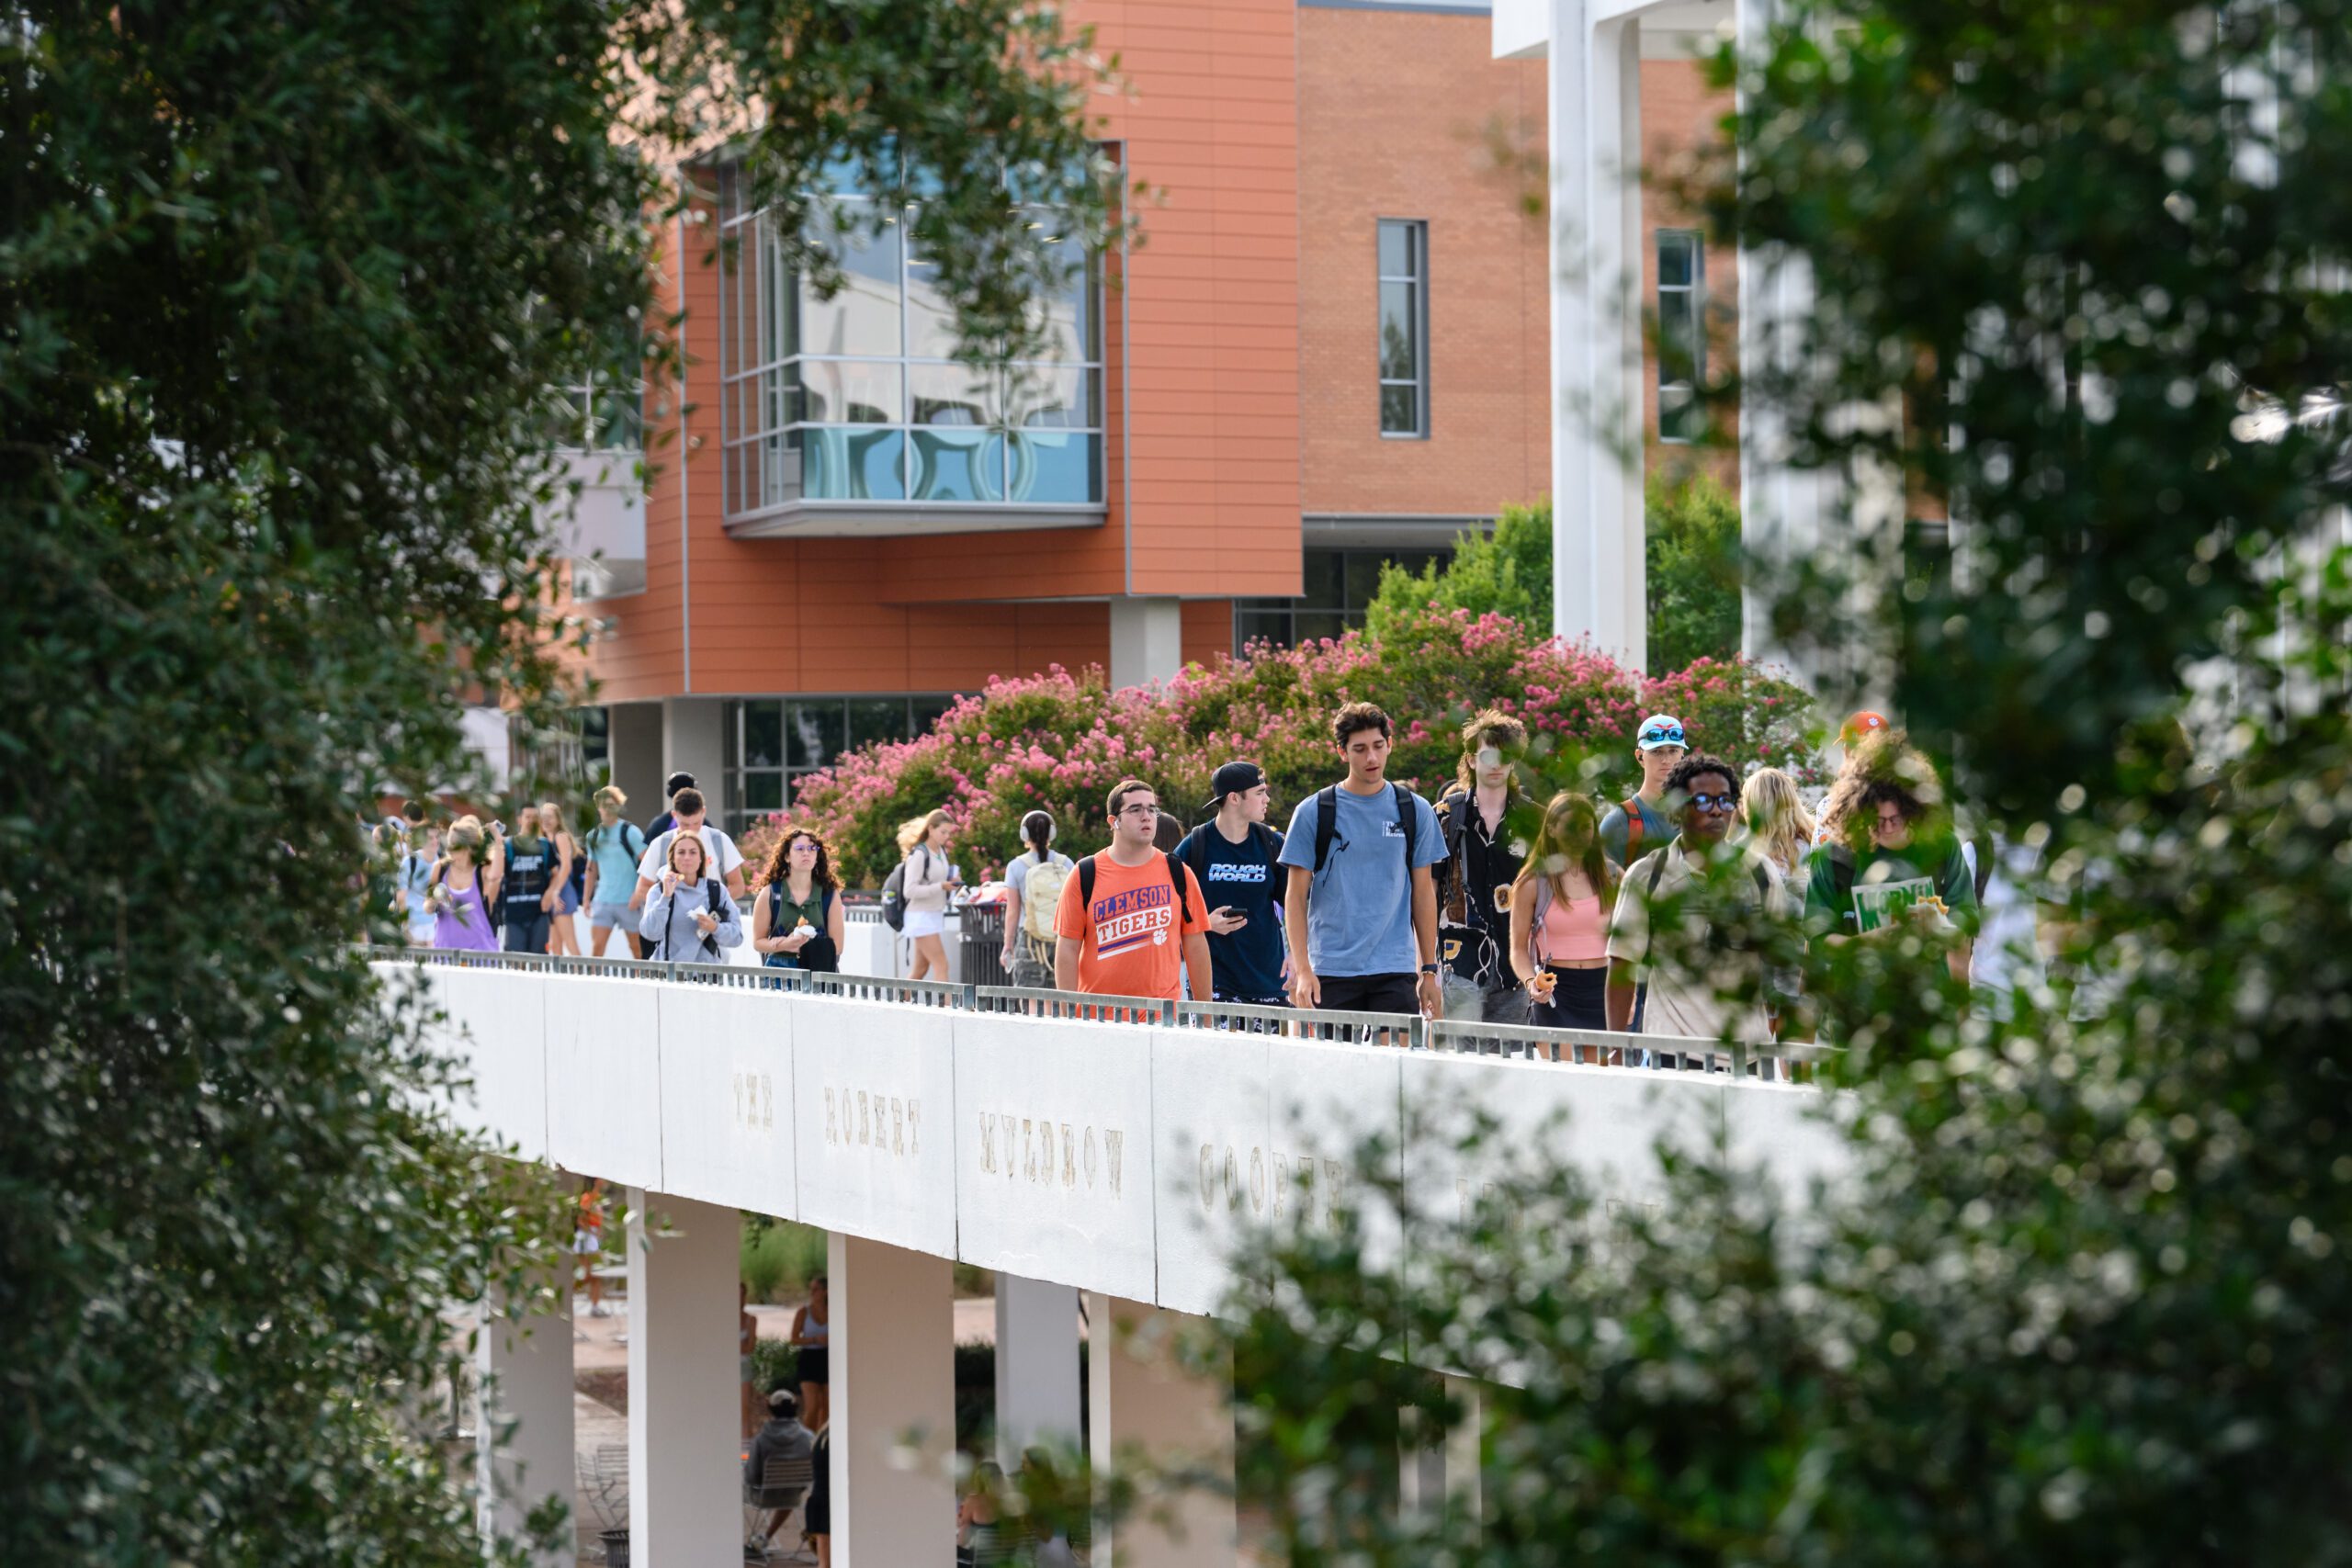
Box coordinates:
[783,604,1821,886]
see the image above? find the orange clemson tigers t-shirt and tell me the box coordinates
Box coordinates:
[1053,852,1209,1000]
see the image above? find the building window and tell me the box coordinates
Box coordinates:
[1657,230,1703,444]
[1377,220,1429,437]
[717,164,1105,522]
[721,694,956,838]
[1234,547,1449,652]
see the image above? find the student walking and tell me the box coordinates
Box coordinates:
[790,1275,831,1435]
[646,770,695,841]
[897,809,961,981]
[1600,714,1690,867]
[497,806,564,954]
[752,827,845,972]
[1000,810,1073,988]
[1054,779,1212,1001]
[639,833,743,964]
[1175,761,1289,1006]
[1432,710,1532,1024]
[1804,766,1977,985]
[1735,766,1817,883]
[629,787,748,911]
[1508,792,1619,1038]
[395,824,437,946]
[539,798,582,957]
[1277,703,1445,1019]
[581,785,646,958]
[425,818,503,952]
[1605,754,1798,1049]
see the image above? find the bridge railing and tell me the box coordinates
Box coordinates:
[361,946,1833,1078]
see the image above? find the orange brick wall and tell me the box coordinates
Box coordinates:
[585,0,1299,704]
[1296,6,1552,518]
[1640,56,1739,488]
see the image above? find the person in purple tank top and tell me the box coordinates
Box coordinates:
[426,818,503,952]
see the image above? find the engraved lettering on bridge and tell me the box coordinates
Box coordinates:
[1197,1141,1343,1227]
[975,1112,1127,1196]
[823,1083,921,1162]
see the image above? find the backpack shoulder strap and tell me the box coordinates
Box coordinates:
[1751,860,1773,903]
[1645,850,1670,897]
[1182,827,1210,891]
[1312,786,1340,875]
[1623,796,1646,858]
[1826,842,1857,897]
[1163,852,1193,924]
[1393,784,1417,863]
[1078,854,1098,905]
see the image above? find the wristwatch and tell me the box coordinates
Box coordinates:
[1419,963,1440,976]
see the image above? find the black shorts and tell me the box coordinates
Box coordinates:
[1315,973,1419,1015]
[797,1346,829,1386]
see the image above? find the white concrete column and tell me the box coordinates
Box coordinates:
[1109,596,1184,690]
[1085,1293,1235,1568]
[1442,1373,1483,1535]
[661,695,727,807]
[625,1190,740,1565]
[474,1269,574,1567]
[994,1273,1083,1470]
[830,1232,956,1568]
[1548,0,1648,671]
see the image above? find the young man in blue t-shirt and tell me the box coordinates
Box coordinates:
[1278,703,1446,1019]
[1175,760,1290,1006]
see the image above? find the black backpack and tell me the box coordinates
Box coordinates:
[1076,852,1196,927]
[878,861,909,932]
[656,878,729,960]
[1310,783,1419,877]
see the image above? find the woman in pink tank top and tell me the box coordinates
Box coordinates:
[1507,792,1619,1052]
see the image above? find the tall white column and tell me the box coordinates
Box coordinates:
[994,1273,1082,1470]
[1443,1373,1484,1535]
[1549,0,1648,671]
[1085,1293,1235,1568]
[474,1269,574,1568]
[830,1232,956,1568]
[626,1190,740,1565]
[1109,596,1184,690]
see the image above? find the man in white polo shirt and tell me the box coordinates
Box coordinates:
[628,786,748,911]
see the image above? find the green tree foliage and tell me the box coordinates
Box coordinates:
[1364,477,1743,671]
[0,2,1114,1560]
[1165,3,2352,1564]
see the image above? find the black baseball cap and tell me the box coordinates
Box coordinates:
[1203,761,1267,813]
[664,771,697,796]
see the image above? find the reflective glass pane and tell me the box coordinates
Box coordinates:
[904,231,962,362]
[910,694,953,734]
[1023,224,1092,362]
[743,702,784,769]
[1659,384,1700,444]
[1657,232,1697,288]
[724,704,741,772]
[1235,610,1292,650]
[1378,220,1413,279]
[799,360,900,425]
[763,367,807,429]
[1344,552,1392,608]
[1006,367,1093,429]
[1295,611,1347,645]
[1380,383,1419,434]
[801,204,902,357]
[848,698,910,748]
[1006,430,1100,504]
[743,773,784,811]
[786,699,848,770]
[799,427,908,501]
[909,361,1001,426]
[1301,550,1344,607]
[760,220,798,365]
[1379,282,1417,381]
[910,427,1001,502]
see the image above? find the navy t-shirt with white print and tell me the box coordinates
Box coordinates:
[1176,823,1288,1002]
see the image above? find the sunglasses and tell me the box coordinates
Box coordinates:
[1687,792,1739,813]
[1641,727,1687,748]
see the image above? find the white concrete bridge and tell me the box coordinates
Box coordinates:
[390,949,1847,1565]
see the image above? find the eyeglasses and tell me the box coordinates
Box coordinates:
[1688,792,1739,813]
[1116,803,1159,818]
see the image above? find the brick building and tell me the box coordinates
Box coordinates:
[552,0,1733,833]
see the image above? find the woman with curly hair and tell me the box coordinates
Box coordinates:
[752,825,845,972]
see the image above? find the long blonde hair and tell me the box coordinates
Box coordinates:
[1737,767,1815,876]
[898,809,950,857]
[1510,791,1618,908]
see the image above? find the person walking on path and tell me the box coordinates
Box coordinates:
[638,832,743,964]
[1001,810,1073,988]
[496,806,564,954]
[1600,714,1690,868]
[751,827,845,972]
[1432,710,1532,1024]
[897,809,961,981]
[1508,791,1620,1043]
[572,1178,610,1316]
[1174,761,1289,1006]
[581,785,646,958]
[629,787,748,911]
[645,769,695,841]
[1735,766,1817,883]
[1278,703,1445,1020]
[790,1276,831,1435]
[424,818,502,952]
[394,821,437,947]
[1054,779,1212,1002]
[1804,768,1977,985]
[1605,754,1799,1052]
[538,798,582,956]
